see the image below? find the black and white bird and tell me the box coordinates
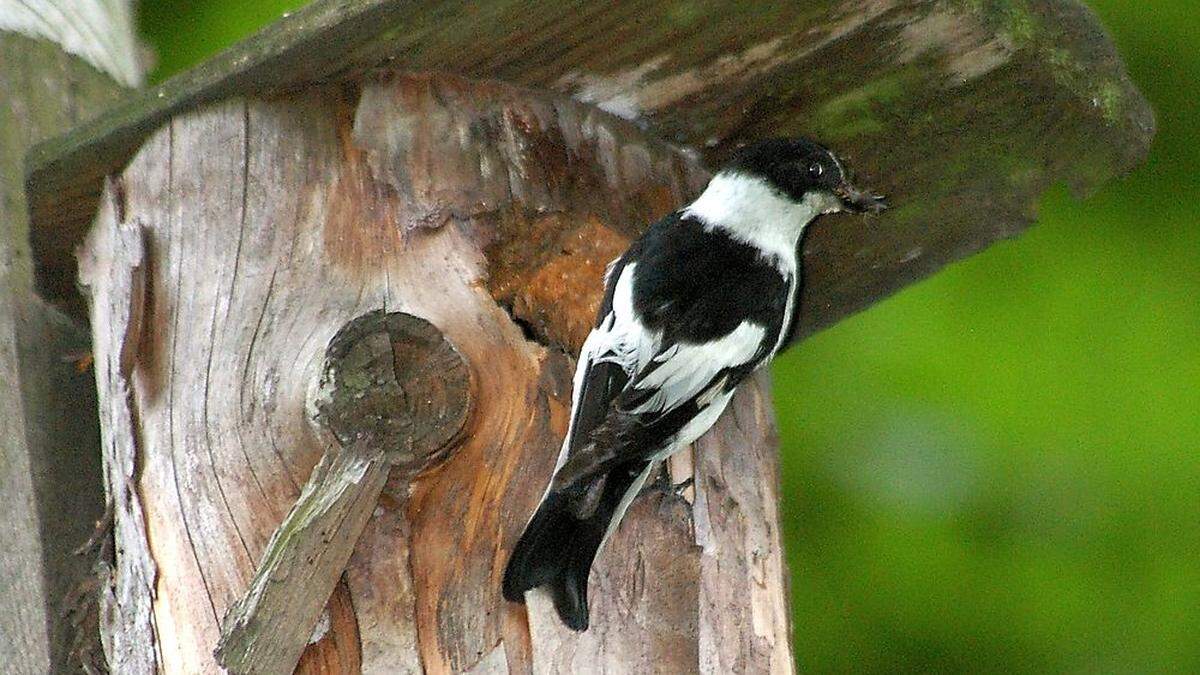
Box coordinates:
[502,137,885,631]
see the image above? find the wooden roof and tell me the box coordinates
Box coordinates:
[26,0,1153,322]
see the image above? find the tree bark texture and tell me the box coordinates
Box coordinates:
[79,74,795,674]
[0,2,138,669]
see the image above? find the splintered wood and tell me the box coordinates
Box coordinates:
[85,74,790,673]
[77,183,157,674]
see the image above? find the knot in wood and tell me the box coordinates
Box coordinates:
[312,310,470,473]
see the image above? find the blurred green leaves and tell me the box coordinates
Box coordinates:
[139,1,307,81]
[138,0,1196,671]
[773,1,1198,670]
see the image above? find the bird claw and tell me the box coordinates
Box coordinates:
[652,469,694,498]
[672,476,695,496]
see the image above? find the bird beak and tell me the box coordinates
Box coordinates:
[833,181,888,214]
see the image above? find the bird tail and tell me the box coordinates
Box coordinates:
[502,459,651,631]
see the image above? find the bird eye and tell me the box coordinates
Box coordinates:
[808,162,824,179]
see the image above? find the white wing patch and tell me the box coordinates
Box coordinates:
[589,262,660,375]
[555,262,659,471]
[558,261,768,473]
[668,390,734,454]
[629,321,766,414]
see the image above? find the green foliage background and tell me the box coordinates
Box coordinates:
[140,2,1197,671]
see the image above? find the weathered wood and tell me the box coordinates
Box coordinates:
[76,183,158,674]
[0,9,135,670]
[83,73,799,672]
[26,0,413,311]
[293,581,362,675]
[310,311,472,471]
[216,449,385,674]
[29,0,1152,327]
[693,375,792,672]
[216,311,470,674]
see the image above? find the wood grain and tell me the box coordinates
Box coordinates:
[84,73,795,673]
[77,183,158,674]
[27,1,1158,671]
[216,312,470,674]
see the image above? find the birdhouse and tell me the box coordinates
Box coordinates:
[13,1,1152,673]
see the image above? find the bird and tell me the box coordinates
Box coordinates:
[502,137,886,631]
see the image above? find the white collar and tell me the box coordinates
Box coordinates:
[680,172,833,273]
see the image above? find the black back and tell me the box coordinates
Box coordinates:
[628,211,791,347]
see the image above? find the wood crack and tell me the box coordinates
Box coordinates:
[162,119,223,627]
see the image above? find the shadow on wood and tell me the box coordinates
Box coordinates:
[29,0,1153,324]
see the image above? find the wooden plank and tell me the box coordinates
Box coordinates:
[25,0,406,311]
[0,24,130,673]
[215,448,388,674]
[27,0,1153,326]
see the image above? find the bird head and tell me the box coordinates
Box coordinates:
[722,138,887,215]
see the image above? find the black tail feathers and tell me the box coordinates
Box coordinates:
[502,460,649,631]
[502,489,597,630]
